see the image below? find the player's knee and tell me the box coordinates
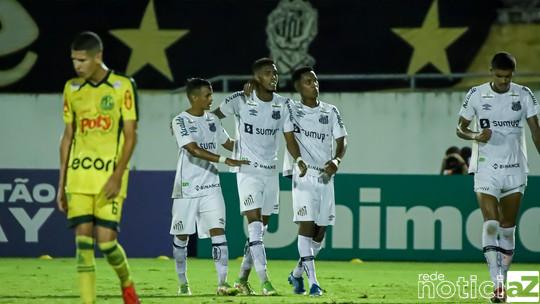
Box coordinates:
[499,226,515,240]
[483,220,499,236]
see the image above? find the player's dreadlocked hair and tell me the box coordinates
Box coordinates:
[71,31,103,54]
[491,52,516,71]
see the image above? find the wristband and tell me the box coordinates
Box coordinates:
[218,156,227,164]
[331,159,339,168]
[295,157,303,164]
[334,157,342,164]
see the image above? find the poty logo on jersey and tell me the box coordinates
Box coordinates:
[511,101,521,111]
[80,114,112,133]
[507,271,540,302]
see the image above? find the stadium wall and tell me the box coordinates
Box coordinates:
[1,92,540,261]
[1,92,540,174]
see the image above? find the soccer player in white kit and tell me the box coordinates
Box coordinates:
[212,58,307,295]
[283,67,347,296]
[170,78,249,296]
[456,52,540,303]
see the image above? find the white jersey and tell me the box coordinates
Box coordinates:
[171,111,229,198]
[459,82,539,175]
[283,99,348,176]
[219,91,294,175]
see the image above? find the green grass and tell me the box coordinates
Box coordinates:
[0,258,538,303]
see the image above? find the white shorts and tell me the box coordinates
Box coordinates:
[474,173,527,200]
[237,172,279,216]
[169,191,226,239]
[292,173,336,226]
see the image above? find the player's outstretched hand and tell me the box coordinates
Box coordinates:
[56,188,67,213]
[243,80,255,97]
[323,159,338,177]
[103,174,122,199]
[475,128,492,143]
[225,158,250,167]
[297,159,307,177]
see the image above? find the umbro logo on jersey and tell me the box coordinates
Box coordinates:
[189,126,198,133]
[297,206,307,216]
[244,123,253,134]
[481,104,492,111]
[218,218,225,225]
[208,123,216,132]
[249,109,258,116]
[296,111,305,118]
[243,194,254,206]
[319,115,329,124]
[511,101,521,111]
[328,214,335,221]
[173,220,184,231]
[272,110,281,120]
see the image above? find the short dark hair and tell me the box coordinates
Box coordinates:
[292,66,314,83]
[71,31,103,53]
[186,78,211,97]
[252,57,275,73]
[445,146,460,155]
[491,52,516,70]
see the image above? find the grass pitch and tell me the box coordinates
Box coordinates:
[0,258,537,303]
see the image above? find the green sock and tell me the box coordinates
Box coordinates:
[76,235,96,304]
[98,240,132,287]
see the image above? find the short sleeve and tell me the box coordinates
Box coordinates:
[62,81,73,124]
[522,86,539,118]
[282,99,294,133]
[121,78,138,121]
[332,106,347,139]
[459,87,477,120]
[172,116,195,148]
[216,120,230,145]
[219,91,242,117]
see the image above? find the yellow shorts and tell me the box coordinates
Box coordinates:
[67,192,125,230]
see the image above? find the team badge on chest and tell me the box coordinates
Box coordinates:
[208,123,216,132]
[511,101,521,111]
[319,115,329,124]
[272,110,281,120]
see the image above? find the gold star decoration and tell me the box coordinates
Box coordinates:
[109,0,189,81]
[391,0,467,75]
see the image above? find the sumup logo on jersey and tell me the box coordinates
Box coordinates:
[266,0,318,78]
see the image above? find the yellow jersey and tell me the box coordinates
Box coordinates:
[63,70,138,196]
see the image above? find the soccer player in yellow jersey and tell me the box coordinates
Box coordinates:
[56,31,140,304]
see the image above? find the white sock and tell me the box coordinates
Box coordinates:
[482,220,502,287]
[248,221,268,283]
[498,226,515,283]
[312,240,322,256]
[173,237,188,285]
[293,239,323,278]
[239,240,252,280]
[211,235,228,286]
[298,235,318,286]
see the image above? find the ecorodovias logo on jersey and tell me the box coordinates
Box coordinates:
[266,0,318,78]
